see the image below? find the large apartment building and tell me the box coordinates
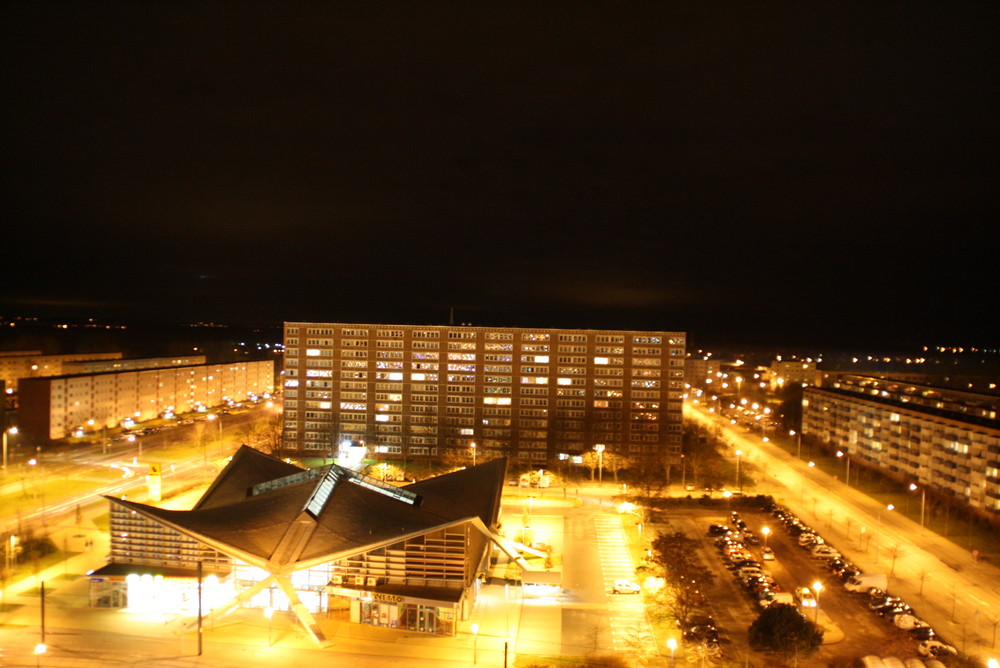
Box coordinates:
[802,374,1000,518]
[280,323,686,466]
[18,360,275,441]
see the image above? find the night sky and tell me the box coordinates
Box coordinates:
[2,3,996,349]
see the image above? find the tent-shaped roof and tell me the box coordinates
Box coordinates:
[109,447,508,570]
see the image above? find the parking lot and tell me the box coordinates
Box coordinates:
[657,500,947,664]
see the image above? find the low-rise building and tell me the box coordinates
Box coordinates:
[89,447,512,644]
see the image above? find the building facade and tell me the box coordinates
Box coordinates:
[90,447,511,644]
[802,374,1000,517]
[0,350,123,393]
[18,360,274,441]
[280,323,686,465]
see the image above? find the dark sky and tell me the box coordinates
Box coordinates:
[2,3,997,349]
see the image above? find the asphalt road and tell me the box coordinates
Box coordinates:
[688,404,1000,661]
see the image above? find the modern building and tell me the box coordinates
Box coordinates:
[280,323,686,466]
[89,446,512,644]
[61,355,206,375]
[18,360,274,441]
[802,374,1000,518]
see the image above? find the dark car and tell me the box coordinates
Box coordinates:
[707,524,729,536]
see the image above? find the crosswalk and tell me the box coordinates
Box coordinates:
[594,514,657,654]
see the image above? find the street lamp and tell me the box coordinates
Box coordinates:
[761,526,771,548]
[667,637,677,666]
[207,413,223,456]
[790,429,801,459]
[812,581,823,624]
[909,483,926,532]
[34,643,46,668]
[264,606,274,646]
[471,622,479,664]
[836,450,851,487]
[470,441,477,467]
[735,449,743,492]
[594,444,605,484]
[618,502,645,539]
[875,504,894,564]
[723,490,732,514]
[1,426,17,474]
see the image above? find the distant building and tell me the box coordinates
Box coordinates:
[90,447,513,644]
[684,355,721,388]
[802,373,1000,518]
[280,323,686,466]
[18,360,274,441]
[0,350,123,393]
[62,355,206,375]
[767,358,818,391]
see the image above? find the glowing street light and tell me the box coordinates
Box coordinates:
[471,622,480,664]
[836,450,851,486]
[470,441,477,467]
[667,637,678,666]
[2,426,17,474]
[735,449,743,492]
[875,504,894,564]
[594,443,605,484]
[812,581,824,623]
[761,526,771,548]
[909,483,926,531]
[264,606,274,646]
[723,490,732,513]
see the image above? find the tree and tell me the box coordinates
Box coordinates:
[602,452,629,482]
[748,603,823,660]
[581,451,599,480]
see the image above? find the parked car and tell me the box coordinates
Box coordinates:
[612,580,641,594]
[761,547,775,560]
[795,587,817,608]
[894,614,930,630]
[918,640,957,657]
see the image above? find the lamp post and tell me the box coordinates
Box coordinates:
[667,637,677,666]
[594,444,605,484]
[875,504,894,564]
[470,441,477,467]
[735,449,743,492]
[910,483,926,532]
[207,413,223,457]
[619,502,645,539]
[836,450,851,487]
[812,581,823,624]
[2,426,17,475]
[264,606,274,646]
[790,429,801,459]
[471,622,479,664]
[761,526,770,548]
[723,490,732,514]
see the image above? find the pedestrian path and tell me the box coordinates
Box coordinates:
[593,514,656,654]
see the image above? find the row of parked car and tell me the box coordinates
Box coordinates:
[708,512,794,612]
[770,504,958,660]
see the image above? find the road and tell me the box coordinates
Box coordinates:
[688,404,1000,658]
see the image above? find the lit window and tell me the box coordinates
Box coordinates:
[594,357,609,365]
[306,349,321,357]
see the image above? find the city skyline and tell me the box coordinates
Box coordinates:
[2,3,996,349]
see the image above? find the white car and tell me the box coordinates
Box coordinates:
[761,547,775,560]
[918,640,957,657]
[795,587,817,607]
[612,579,641,594]
[894,614,930,630]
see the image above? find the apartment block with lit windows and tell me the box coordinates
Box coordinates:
[802,375,1000,517]
[280,323,686,466]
